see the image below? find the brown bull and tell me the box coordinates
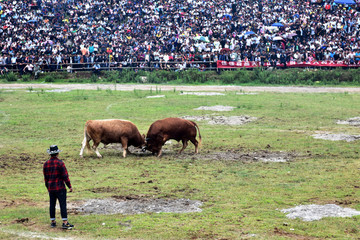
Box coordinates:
[145,118,202,157]
[79,119,145,158]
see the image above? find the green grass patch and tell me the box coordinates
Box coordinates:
[0,89,359,239]
[2,68,360,86]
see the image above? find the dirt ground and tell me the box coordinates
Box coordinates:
[2,83,360,93]
[281,204,360,221]
[183,115,257,125]
[67,198,203,215]
[337,117,360,126]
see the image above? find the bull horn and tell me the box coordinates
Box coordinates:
[146,138,151,141]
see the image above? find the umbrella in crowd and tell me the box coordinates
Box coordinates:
[283,32,297,38]
[334,0,356,4]
[223,14,232,20]
[272,36,284,41]
[245,31,256,35]
[220,48,231,53]
[272,23,284,27]
[193,36,210,42]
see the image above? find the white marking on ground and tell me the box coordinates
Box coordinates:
[312,133,360,142]
[281,204,360,221]
[0,228,75,240]
[146,95,165,98]
[44,89,72,93]
[180,92,225,96]
[194,105,235,111]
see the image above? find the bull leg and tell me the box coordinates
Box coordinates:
[79,137,87,157]
[121,138,128,158]
[157,148,163,157]
[92,141,102,158]
[178,140,188,154]
[190,138,199,154]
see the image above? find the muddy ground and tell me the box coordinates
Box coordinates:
[67,198,202,215]
[183,115,257,125]
[194,105,235,111]
[337,117,360,127]
[281,204,360,221]
[312,133,360,142]
[102,144,301,163]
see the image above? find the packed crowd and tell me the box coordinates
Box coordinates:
[1,0,360,74]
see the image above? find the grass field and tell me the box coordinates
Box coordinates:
[0,87,359,239]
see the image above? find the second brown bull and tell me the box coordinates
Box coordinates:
[79,119,145,158]
[145,117,202,157]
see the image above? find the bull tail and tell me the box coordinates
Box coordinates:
[83,124,91,152]
[191,121,202,147]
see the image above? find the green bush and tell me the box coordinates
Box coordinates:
[118,69,137,83]
[90,74,98,83]
[104,70,119,82]
[5,72,18,82]
[4,67,360,85]
[21,74,31,82]
[147,70,177,83]
[43,75,55,82]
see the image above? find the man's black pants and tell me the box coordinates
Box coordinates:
[49,189,67,221]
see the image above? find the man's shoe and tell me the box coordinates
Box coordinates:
[62,222,74,230]
[51,222,56,228]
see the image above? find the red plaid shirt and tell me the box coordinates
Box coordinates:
[43,156,72,192]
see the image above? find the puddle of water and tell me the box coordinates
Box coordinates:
[281,204,360,221]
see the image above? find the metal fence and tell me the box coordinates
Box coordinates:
[2,60,358,76]
[1,61,219,74]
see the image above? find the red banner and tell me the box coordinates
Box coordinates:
[217,60,360,68]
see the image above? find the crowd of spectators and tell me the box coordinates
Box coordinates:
[1,0,360,74]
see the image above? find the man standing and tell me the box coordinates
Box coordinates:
[43,145,74,229]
